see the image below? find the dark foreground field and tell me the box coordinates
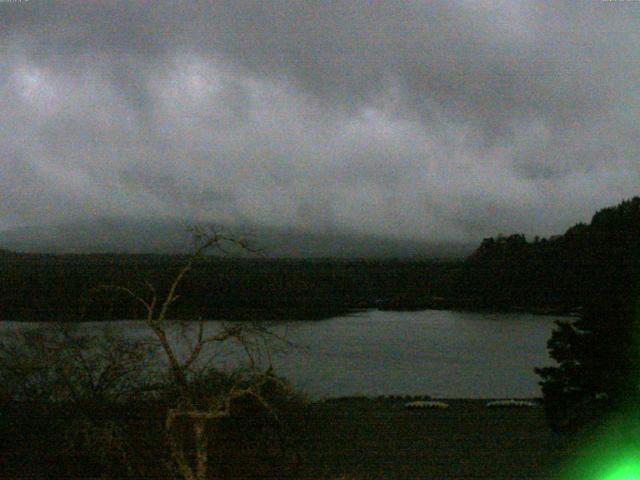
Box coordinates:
[297,398,573,479]
[2,397,580,479]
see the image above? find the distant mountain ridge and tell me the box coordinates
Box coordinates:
[0,216,473,259]
[0,198,638,321]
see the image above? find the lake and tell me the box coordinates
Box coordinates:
[0,309,562,399]
[271,309,561,398]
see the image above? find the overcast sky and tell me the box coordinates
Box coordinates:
[0,0,638,243]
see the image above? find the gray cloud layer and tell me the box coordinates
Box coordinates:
[1,0,638,243]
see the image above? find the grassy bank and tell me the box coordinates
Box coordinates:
[295,397,575,479]
[2,396,580,479]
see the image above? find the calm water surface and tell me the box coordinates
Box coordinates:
[270,309,560,398]
[2,310,562,399]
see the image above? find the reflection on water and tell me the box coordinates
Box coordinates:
[0,309,561,399]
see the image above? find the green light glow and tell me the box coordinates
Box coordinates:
[555,419,640,480]
[602,459,640,480]
[552,295,640,480]
[552,401,640,480]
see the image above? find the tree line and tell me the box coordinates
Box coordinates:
[441,197,640,314]
[533,197,640,433]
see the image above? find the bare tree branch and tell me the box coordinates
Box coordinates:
[86,225,290,480]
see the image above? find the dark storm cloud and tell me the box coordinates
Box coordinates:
[0,0,638,242]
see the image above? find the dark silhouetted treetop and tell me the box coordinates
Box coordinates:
[449,196,640,312]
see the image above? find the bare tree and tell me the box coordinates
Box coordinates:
[0,227,303,479]
[99,225,297,480]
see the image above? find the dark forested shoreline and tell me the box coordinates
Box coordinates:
[1,196,638,322]
[0,253,458,321]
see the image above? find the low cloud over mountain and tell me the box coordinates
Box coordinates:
[1,1,638,246]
